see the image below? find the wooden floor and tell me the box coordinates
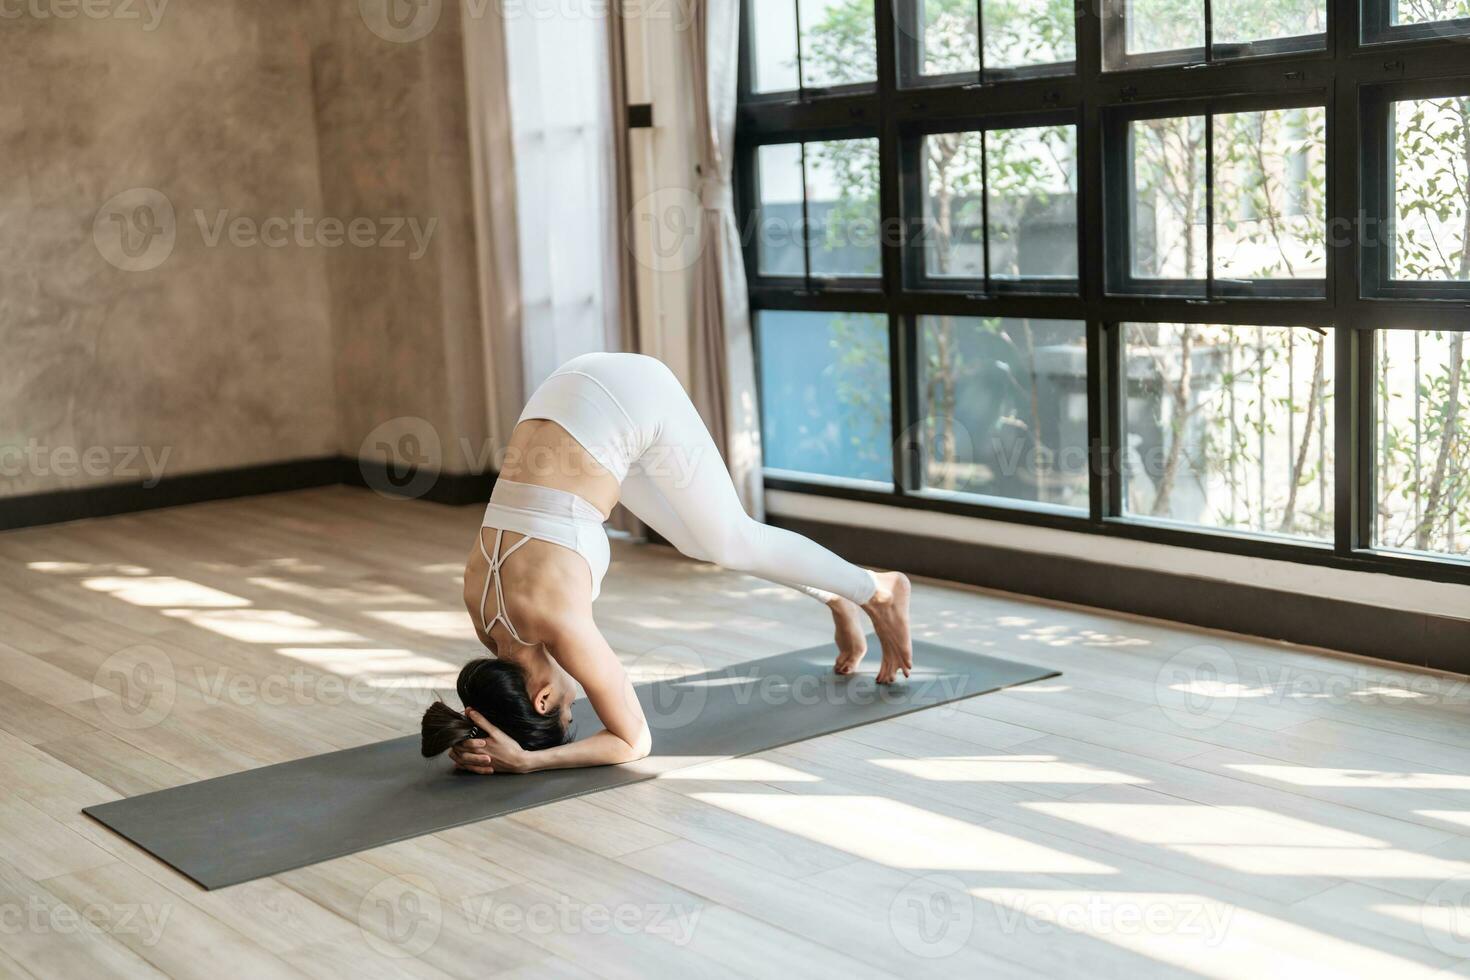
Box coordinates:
[0,487,1467,978]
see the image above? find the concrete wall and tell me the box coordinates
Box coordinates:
[0,0,491,498]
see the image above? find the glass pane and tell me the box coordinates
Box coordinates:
[1213,107,1327,282]
[1214,0,1325,50]
[751,0,800,94]
[1109,0,1324,66]
[1392,0,1470,26]
[1391,96,1470,282]
[1130,116,1208,281]
[1122,0,1203,60]
[911,0,980,78]
[799,0,878,89]
[918,316,1089,508]
[806,138,882,277]
[983,0,1076,69]
[756,143,805,276]
[922,131,985,277]
[758,311,893,482]
[1123,323,1335,540]
[1376,330,1470,558]
[987,125,1078,280]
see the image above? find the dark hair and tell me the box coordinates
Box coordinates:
[420,658,573,757]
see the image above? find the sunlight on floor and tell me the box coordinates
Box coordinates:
[364,610,476,640]
[1228,764,1470,790]
[274,647,460,685]
[1171,845,1470,879]
[1023,803,1383,847]
[872,756,1147,785]
[969,887,1440,978]
[163,609,365,643]
[692,793,1116,873]
[81,575,251,608]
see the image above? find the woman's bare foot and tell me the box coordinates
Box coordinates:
[829,597,869,674]
[861,571,912,684]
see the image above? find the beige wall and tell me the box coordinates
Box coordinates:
[0,0,490,498]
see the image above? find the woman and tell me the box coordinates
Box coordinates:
[422,352,912,775]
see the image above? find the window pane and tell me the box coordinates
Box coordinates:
[918,316,1089,508]
[1213,107,1327,282]
[1391,96,1470,283]
[983,0,1076,69]
[1376,330,1470,558]
[1121,0,1203,61]
[799,0,877,89]
[1130,116,1208,281]
[1108,0,1324,67]
[1123,324,1335,540]
[922,131,985,277]
[912,0,979,77]
[751,0,800,94]
[758,311,892,482]
[756,143,805,276]
[1391,0,1470,26]
[988,125,1078,280]
[806,139,882,277]
[1214,0,1325,49]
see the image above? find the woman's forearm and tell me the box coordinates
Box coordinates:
[520,729,651,772]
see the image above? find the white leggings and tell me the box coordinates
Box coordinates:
[520,353,878,606]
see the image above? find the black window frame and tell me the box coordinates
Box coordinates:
[736,0,1470,588]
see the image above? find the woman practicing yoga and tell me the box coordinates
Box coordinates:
[422,352,912,775]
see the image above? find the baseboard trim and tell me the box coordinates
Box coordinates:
[0,456,498,531]
[771,514,1470,676]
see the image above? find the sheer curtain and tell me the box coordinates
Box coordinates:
[464,0,642,528]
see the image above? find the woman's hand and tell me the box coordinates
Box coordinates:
[447,707,531,775]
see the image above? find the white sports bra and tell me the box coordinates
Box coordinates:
[477,479,610,644]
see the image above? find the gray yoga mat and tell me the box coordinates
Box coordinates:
[85,638,1057,889]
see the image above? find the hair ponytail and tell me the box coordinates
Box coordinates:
[420,700,477,758]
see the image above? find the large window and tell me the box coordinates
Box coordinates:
[739,0,1470,579]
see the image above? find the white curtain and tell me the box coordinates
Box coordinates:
[504,0,623,391]
[688,0,765,520]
